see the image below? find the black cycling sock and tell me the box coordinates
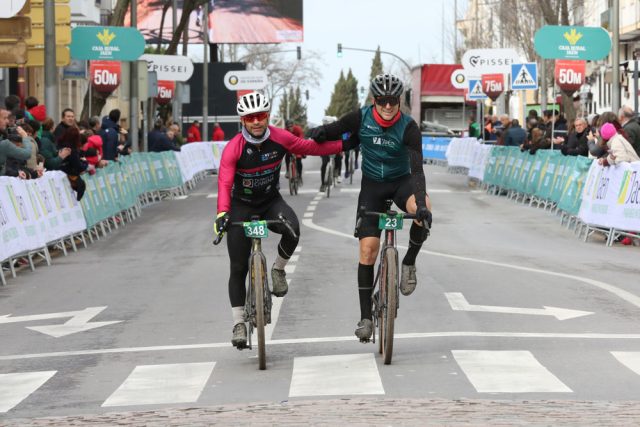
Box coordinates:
[358,263,374,320]
[403,222,428,266]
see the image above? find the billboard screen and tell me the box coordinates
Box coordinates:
[127,0,303,44]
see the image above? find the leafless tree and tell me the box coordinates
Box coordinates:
[461,0,584,122]
[236,44,324,106]
[80,0,130,121]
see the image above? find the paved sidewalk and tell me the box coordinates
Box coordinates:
[4,398,640,426]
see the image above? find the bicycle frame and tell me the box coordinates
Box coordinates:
[213,215,297,370]
[245,238,270,352]
[355,200,423,364]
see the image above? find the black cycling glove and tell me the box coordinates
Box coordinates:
[307,126,327,142]
[416,206,432,228]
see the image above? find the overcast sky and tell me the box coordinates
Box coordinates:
[286,0,467,123]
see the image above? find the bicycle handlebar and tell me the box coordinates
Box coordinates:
[353,205,430,238]
[213,215,298,245]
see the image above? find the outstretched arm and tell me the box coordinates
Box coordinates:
[308,110,362,142]
[272,127,345,157]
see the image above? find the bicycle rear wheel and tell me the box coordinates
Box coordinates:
[379,248,398,365]
[251,255,267,370]
[349,156,354,184]
[324,164,333,198]
[288,162,296,195]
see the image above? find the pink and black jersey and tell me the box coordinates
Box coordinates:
[217,126,343,212]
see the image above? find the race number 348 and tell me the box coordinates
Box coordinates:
[243,221,268,238]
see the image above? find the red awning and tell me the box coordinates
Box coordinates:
[421,64,465,97]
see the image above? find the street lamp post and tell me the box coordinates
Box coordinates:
[612,0,620,112]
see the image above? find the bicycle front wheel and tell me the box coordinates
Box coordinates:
[251,255,267,370]
[380,248,398,365]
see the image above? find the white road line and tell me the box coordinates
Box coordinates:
[303,212,314,218]
[452,350,572,393]
[102,362,215,407]
[289,353,384,397]
[263,281,288,341]
[289,255,300,263]
[206,193,218,199]
[337,188,469,194]
[0,371,57,413]
[285,264,296,274]
[3,332,640,361]
[307,205,317,212]
[611,352,640,375]
[295,189,319,194]
[301,218,640,310]
[309,201,319,205]
[173,195,189,200]
[295,246,302,253]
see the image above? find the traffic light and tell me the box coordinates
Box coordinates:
[337,43,342,57]
[296,46,301,60]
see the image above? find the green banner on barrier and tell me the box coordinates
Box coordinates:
[481,146,593,216]
[557,156,592,215]
[535,150,562,200]
[80,152,184,227]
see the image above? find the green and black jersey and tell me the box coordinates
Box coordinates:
[319,106,426,206]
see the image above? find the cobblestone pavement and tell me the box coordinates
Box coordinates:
[3,398,640,426]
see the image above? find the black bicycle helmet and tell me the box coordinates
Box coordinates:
[370,73,403,97]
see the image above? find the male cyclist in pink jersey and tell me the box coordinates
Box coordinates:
[214,91,352,348]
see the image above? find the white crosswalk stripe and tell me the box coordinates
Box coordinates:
[0,370,57,413]
[611,351,640,375]
[7,348,640,413]
[452,350,572,393]
[289,353,384,397]
[101,362,215,407]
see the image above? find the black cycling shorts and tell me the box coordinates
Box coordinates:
[356,174,415,239]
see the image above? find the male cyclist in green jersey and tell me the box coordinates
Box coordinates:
[309,73,432,341]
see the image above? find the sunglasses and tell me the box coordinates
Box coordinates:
[243,112,268,122]
[374,96,400,107]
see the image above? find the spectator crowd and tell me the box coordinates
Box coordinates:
[469,106,640,162]
[0,95,226,202]
[468,106,640,245]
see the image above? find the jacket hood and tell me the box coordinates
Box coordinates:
[101,116,118,130]
[28,105,47,122]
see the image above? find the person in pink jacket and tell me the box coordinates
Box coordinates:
[213,91,354,349]
[598,122,640,166]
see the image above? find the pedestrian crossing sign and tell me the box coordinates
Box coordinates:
[511,63,538,90]
[467,79,487,100]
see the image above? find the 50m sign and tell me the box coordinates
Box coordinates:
[554,60,585,92]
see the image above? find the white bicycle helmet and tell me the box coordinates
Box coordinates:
[237,91,271,116]
[322,115,338,125]
[370,73,403,98]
